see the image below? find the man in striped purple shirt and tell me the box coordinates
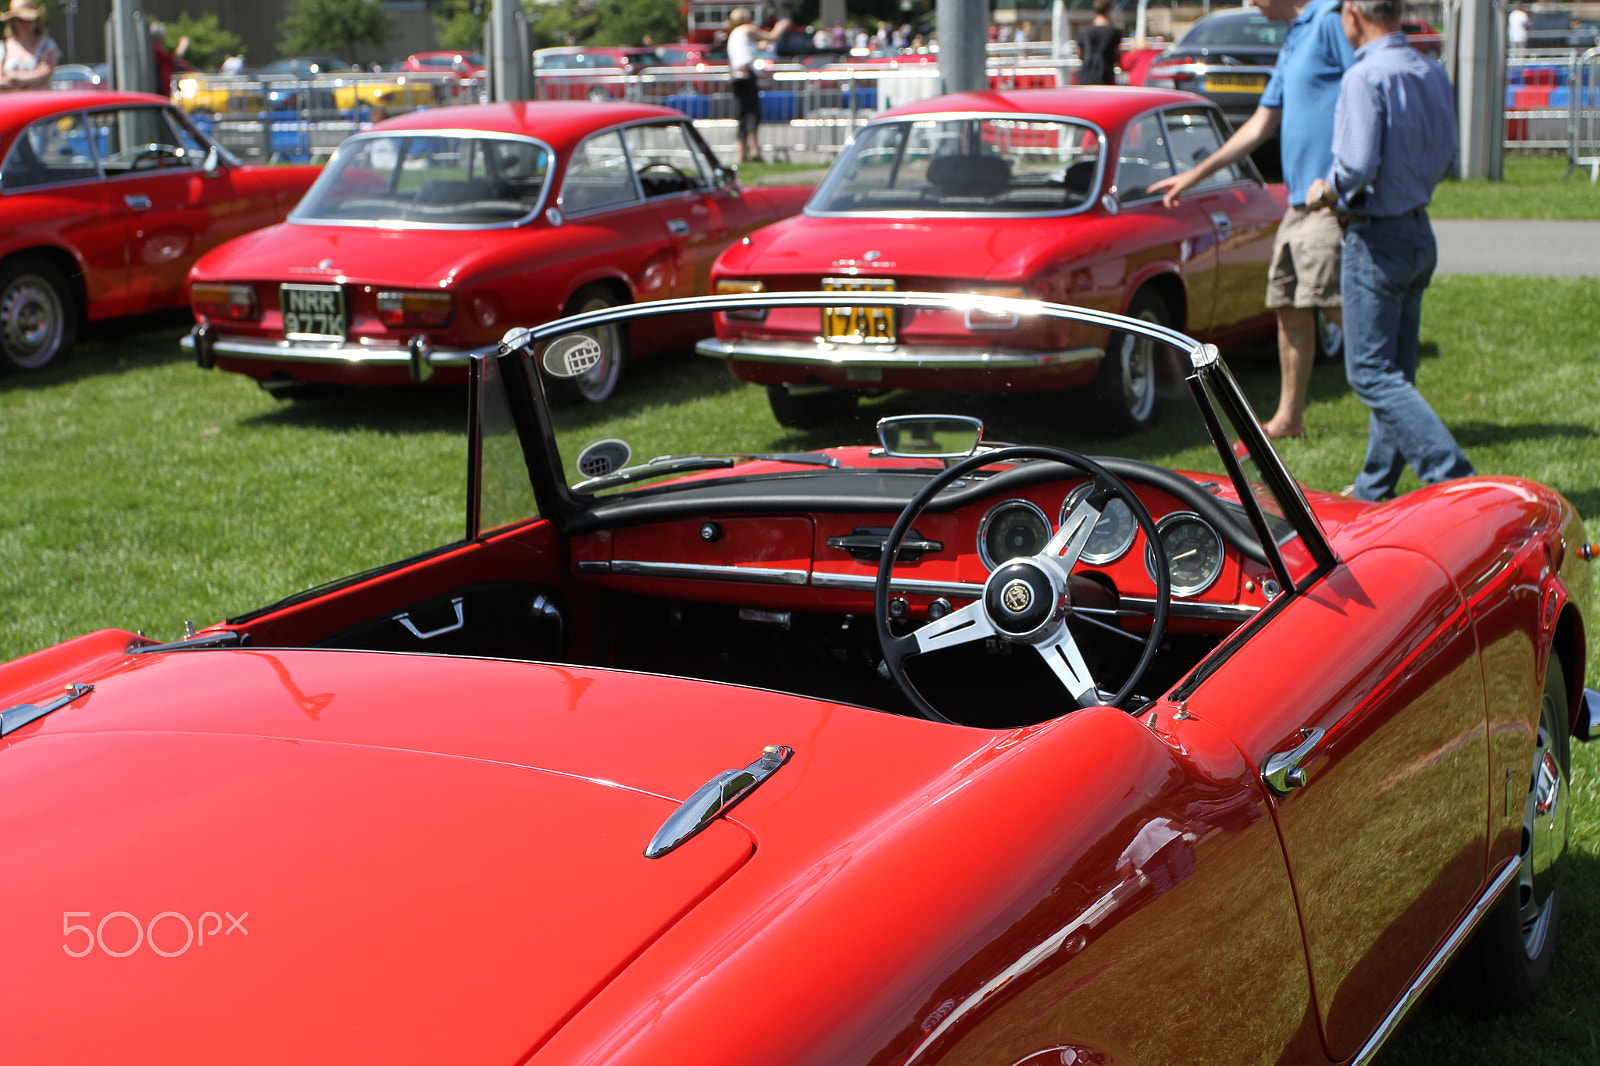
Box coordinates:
[1307,0,1473,502]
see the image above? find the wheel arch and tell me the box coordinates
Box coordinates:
[2,244,88,327]
[1125,273,1187,380]
[563,274,632,315]
[1552,604,1587,739]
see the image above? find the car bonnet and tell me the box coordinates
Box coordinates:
[0,643,988,1063]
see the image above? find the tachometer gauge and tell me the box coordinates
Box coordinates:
[978,499,1051,569]
[1144,512,1224,596]
[1060,484,1138,565]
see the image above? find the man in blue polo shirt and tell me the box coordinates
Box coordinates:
[1308,0,1473,501]
[1151,0,1354,440]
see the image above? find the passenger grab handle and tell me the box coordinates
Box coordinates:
[1263,727,1325,795]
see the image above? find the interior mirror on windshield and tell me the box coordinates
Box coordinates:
[876,415,983,459]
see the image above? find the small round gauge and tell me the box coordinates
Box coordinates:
[1145,512,1224,597]
[978,499,1052,569]
[1060,484,1138,566]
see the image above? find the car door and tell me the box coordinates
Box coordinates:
[1158,105,1280,336]
[559,128,680,305]
[1181,548,1489,1060]
[1112,112,1220,334]
[88,105,278,314]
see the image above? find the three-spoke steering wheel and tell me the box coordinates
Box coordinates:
[875,446,1170,724]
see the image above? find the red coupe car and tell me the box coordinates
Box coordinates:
[0,90,317,373]
[2,292,1594,1065]
[699,87,1287,430]
[184,101,811,402]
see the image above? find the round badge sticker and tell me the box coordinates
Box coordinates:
[542,333,605,378]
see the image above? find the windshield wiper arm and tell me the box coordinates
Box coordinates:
[573,452,838,493]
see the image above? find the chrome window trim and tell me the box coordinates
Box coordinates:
[288,128,555,230]
[805,110,1109,221]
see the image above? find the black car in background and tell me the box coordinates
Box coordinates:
[1142,9,1286,180]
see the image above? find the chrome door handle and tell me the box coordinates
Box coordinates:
[666,218,689,236]
[393,597,465,640]
[1209,211,1231,241]
[124,194,152,211]
[1263,727,1324,795]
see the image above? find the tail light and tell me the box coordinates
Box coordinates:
[965,286,1027,330]
[376,290,453,328]
[191,283,258,321]
[1146,58,1197,86]
[717,279,767,322]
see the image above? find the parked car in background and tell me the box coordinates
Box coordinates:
[185,101,812,401]
[49,63,108,91]
[0,91,318,373]
[701,88,1286,430]
[401,50,485,81]
[6,290,1594,1065]
[534,46,678,101]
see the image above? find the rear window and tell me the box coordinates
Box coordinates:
[1178,15,1288,48]
[811,116,1103,215]
[293,134,551,226]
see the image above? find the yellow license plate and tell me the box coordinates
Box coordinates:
[1205,73,1267,93]
[822,277,896,342]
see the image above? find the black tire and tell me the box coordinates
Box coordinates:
[766,384,858,429]
[1089,290,1168,435]
[1314,308,1343,364]
[1448,652,1571,1012]
[563,286,626,404]
[0,256,77,373]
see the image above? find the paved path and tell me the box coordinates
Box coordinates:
[1432,219,1600,276]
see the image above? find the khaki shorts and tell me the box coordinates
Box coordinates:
[1265,205,1343,310]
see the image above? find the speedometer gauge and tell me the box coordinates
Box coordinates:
[1060,484,1138,565]
[978,499,1051,569]
[1144,512,1224,596]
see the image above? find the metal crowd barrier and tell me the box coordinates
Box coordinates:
[1570,48,1600,181]
[1502,46,1600,180]
[176,60,1076,166]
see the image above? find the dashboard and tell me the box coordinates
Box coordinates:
[568,463,1284,635]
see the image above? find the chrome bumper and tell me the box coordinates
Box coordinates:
[184,325,498,382]
[695,336,1102,372]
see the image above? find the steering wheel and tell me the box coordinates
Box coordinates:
[130,143,185,171]
[639,162,691,190]
[875,446,1170,725]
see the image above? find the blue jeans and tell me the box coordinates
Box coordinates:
[1342,210,1474,501]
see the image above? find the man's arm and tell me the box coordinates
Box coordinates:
[1148,106,1282,206]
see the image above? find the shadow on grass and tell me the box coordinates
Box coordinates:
[0,313,193,395]
[239,384,469,435]
[1450,421,1599,448]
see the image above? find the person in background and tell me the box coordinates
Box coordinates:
[1307,0,1472,502]
[726,7,789,163]
[1076,0,1124,85]
[1148,0,1354,440]
[0,0,58,91]
[150,22,194,96]
[1507,3,1530,53]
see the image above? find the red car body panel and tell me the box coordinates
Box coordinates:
[706,88,1287,394]
[0,91,317,327]
[186,102,811,389]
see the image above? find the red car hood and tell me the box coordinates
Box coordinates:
[730,213,1110,282]
[0,641,986,1064]
[189,220,518,288]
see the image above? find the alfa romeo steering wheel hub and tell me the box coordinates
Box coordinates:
[985,560,1061,638]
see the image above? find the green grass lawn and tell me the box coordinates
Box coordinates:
[1,275,1597,1061]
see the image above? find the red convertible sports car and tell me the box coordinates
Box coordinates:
[699,87,1287,430]
[2,292,1595,1065]
[0,90,317,373]
[183,101,811,402]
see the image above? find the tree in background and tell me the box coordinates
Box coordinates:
[527,0,683,48]
[428,0,484,51]
[280,0,395,63]
[166,12,242,71]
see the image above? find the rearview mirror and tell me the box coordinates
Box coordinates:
[876,415,983,459]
